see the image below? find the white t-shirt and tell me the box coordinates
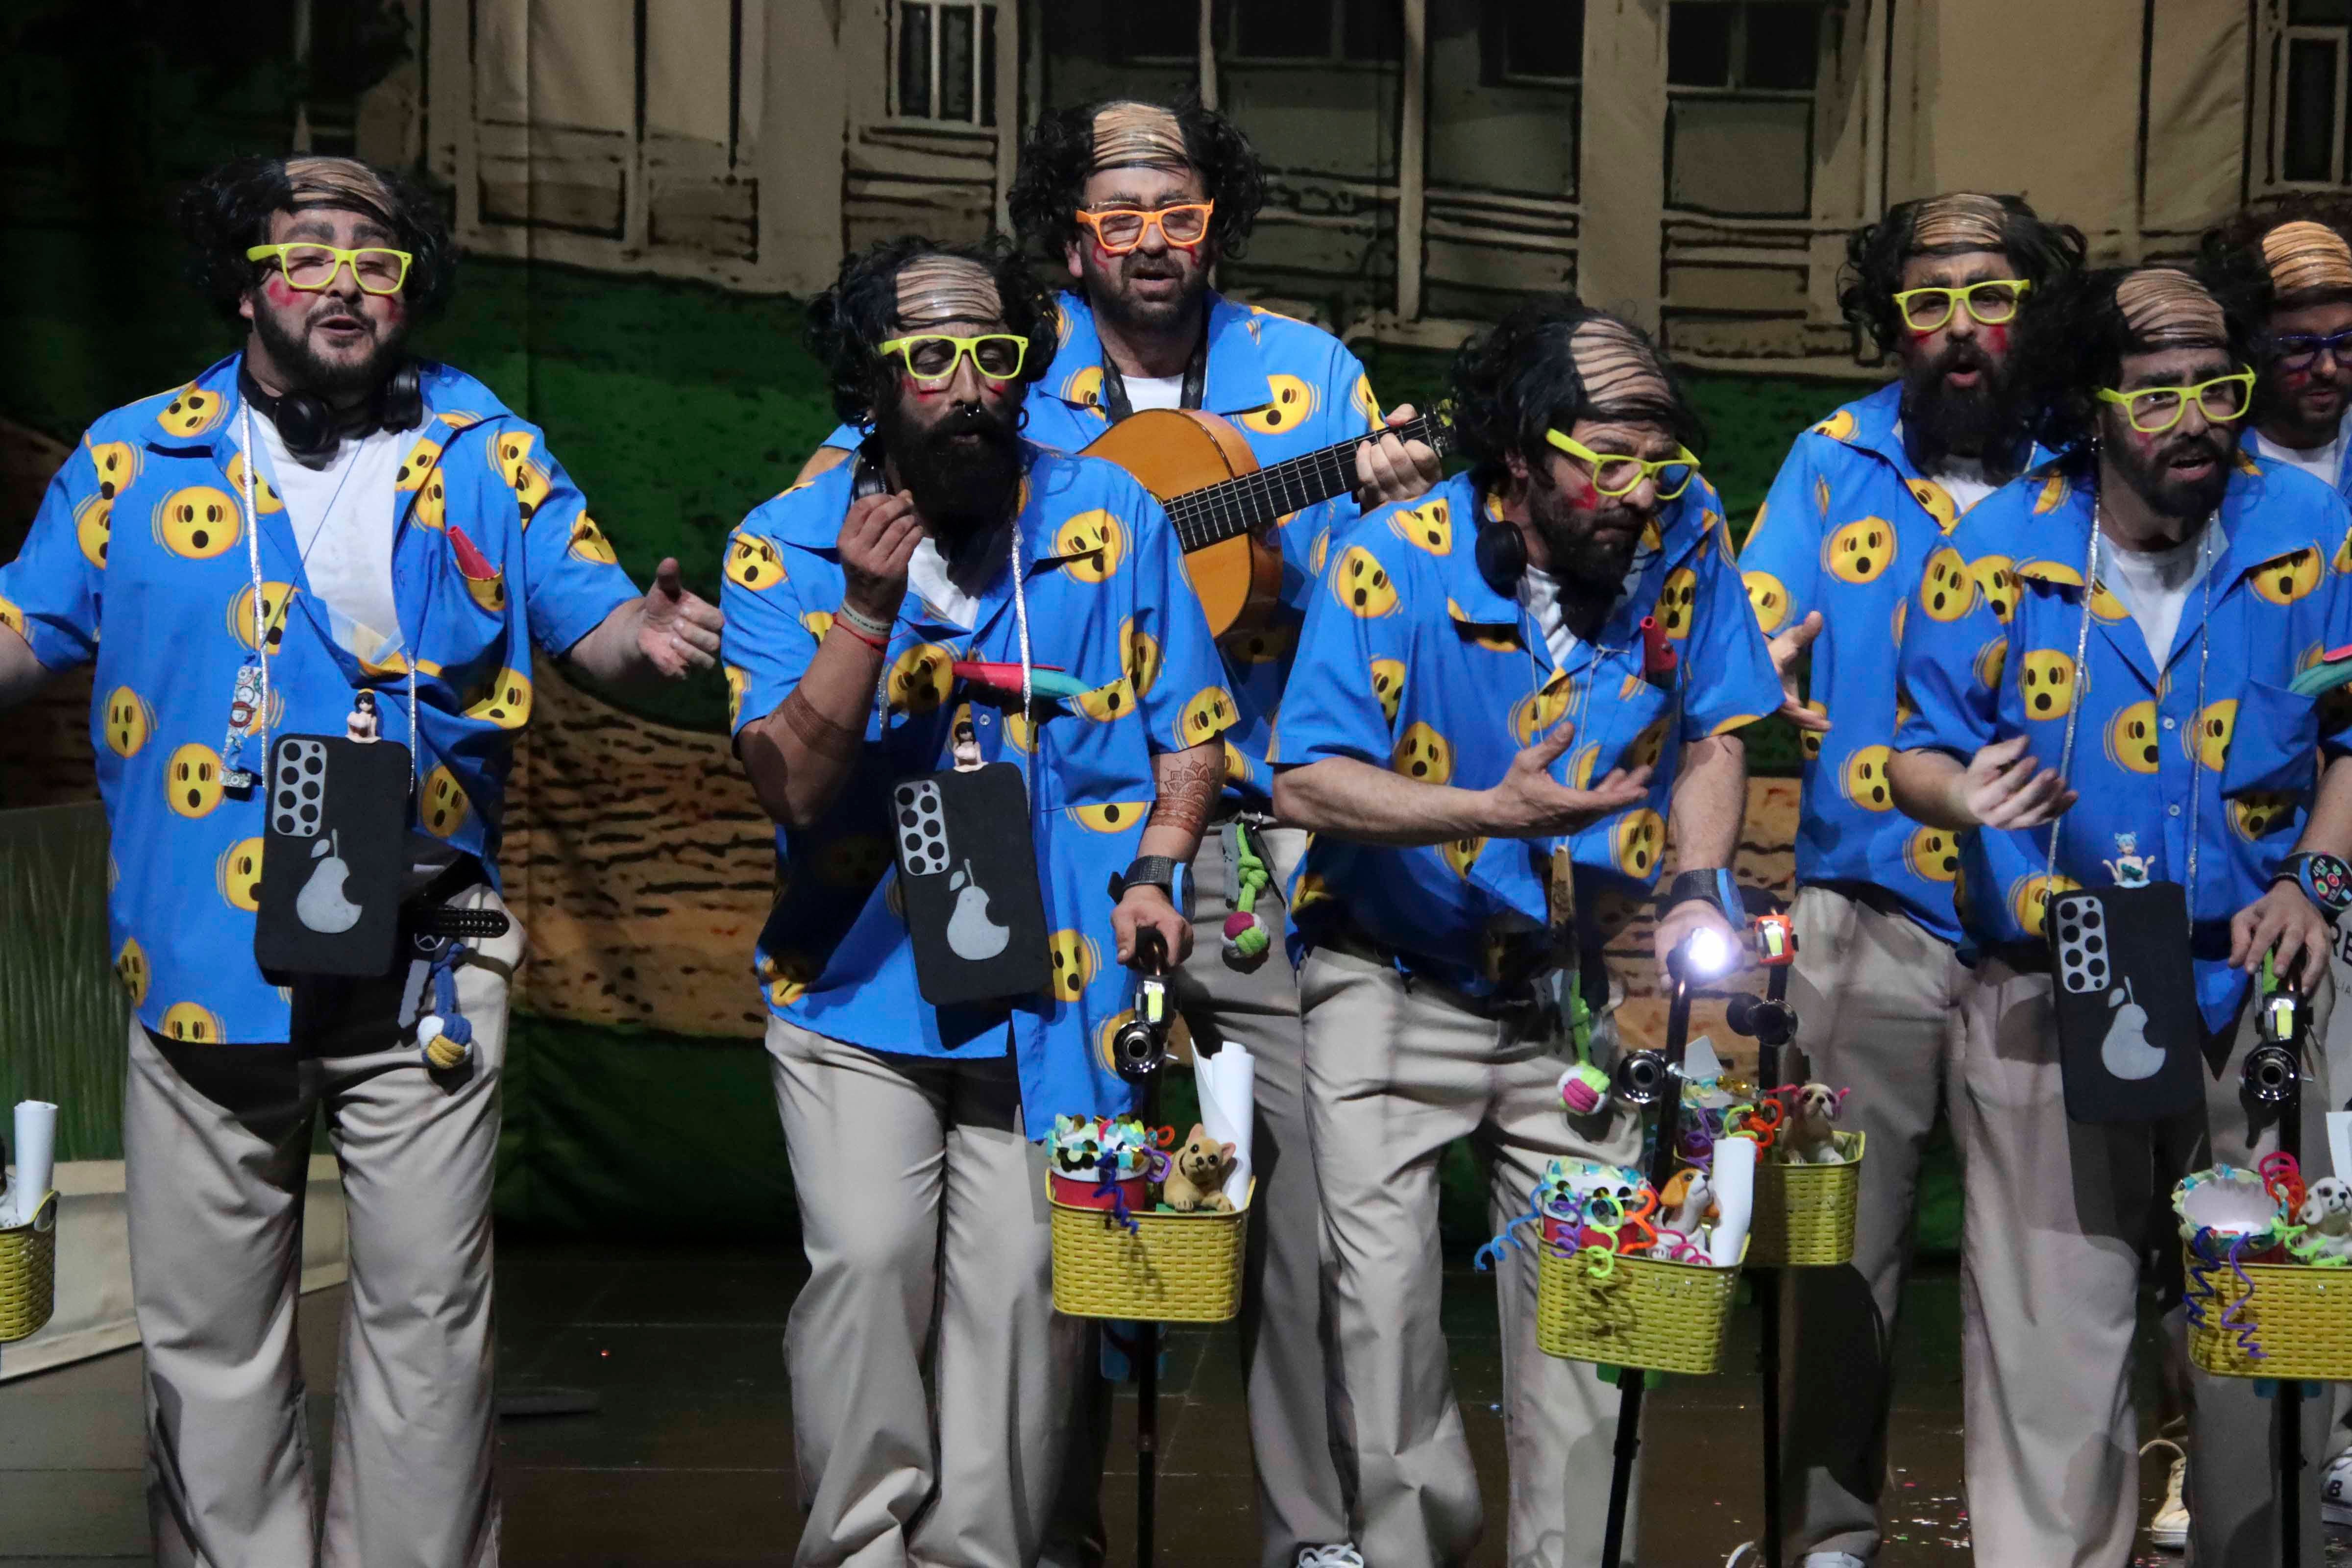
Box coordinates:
[1518,566,1580,671]
[2101,525,2221,666]
[1122,374,1187,412]
[255,414,413,655]
[906,537,980,630]
[1931,457,1998,516]
[2254,428,2347,489]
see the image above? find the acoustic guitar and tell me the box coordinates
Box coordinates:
[1082,405,1451,637]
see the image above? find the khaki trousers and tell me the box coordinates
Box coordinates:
[767,1019,1082,1568]
[1956,958,2335,1568]
[126,884,521,1568]
[1300,942,1645,1568]
[1778,885,1967,1560]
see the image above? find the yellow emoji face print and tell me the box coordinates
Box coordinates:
[1062,365,1106,412]
[165,743,225,817]
[1972,556,2019,622]
[2008,874,2081,940]
[221,451,284,516]
[569,514,620,565]
[1812,409,1857,442]
[1220,623,1293,666]
[394,436,443,491]
[216,836,265,911]
[73,494,113,568]
[1004,708,1037,753]
[114,936,148,1005]
[2087,580,2129,623]
[2105,700,2161,773]
[1972,636,2008,691]
[2186,699,2235,770]
[2252,547,2323,606]
[1333,546,1398,617]
[151,485,242,560]
[1239,374,1318,435]
[1371,659,1407,724]
[1308,526,1332,576]
[1390,497,1452,555]
[1842,744,1894,810]
[1654,567,1698,638]
[885,642,954,719]
[1224,740,1255,790]
[1046,929,1102,1003]
[1905,825,1960,882]
[2033,473,2069,514]
[156,384,225,438]
[725,665,749,726]
[1055,510,1127,582]
[1800,703,1829,759]
[1067,801,1148,833]
[421,766,472,838]
[1180,685,1237,748]
[88,438,140,499]
[1075,676,1136,722]
[1442,835,1485,878]
[103,686,154,757]
[1508,677,1571,746]
[493,429,537,488]
[1614,809,1667,879]
[1624,714,1673,771]
[726,533,787,591]
[2017,650,2076,719]
[760,952,819,1008]
[1392,721,1453,784]
[1744,571,1789,635]
[2337,529,2352,576]
[412,467,447,529]
[511,462,553,527]
[466,668,533,729]
[1907,478,1958,531]
[1824,518,1895,584]
[1351,373,1382,430]
[160,1001,224,1043]
[1121,619,1163,697]
[227,582,298,655]
[2230,791,2300,840]
[0,593,22,640]
[800,611,835,644]
[1920,548,1975,621]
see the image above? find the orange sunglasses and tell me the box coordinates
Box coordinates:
[1073,202,1215,255]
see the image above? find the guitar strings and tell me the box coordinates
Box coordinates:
[1160,415,1440,549]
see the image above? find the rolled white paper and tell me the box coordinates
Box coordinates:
[2330,1111,2352,1186]
[8,1101,56,1228]
[1194,1045,1256,1208]
[1708,1134,1756,1268]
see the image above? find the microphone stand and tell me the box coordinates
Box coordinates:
[1726,902,1800,1568]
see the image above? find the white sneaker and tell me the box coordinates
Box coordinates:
[1296,1548,1365,1568]
[2324,1448,2352,1526]
[2142,1437,2188,1550]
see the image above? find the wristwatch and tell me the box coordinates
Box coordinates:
[2272,851,2352,916]
[1107,856,1181,902]
[1663,867,1744,929]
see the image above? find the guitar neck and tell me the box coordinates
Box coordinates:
[1162,413,1445,554]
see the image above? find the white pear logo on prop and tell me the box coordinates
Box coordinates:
[2100,979,2164,1080]
[946,859,1009,960]
[297,831,364,934]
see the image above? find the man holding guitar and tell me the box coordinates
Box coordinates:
[801,96,1439,1568]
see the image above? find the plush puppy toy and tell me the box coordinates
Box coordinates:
[1160,1124,1237,1213]
[1783,1082,1849,1166]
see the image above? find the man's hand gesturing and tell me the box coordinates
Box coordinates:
[839,490,923,622]
[1480,722,1653,837]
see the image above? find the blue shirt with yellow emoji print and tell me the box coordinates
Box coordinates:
[0,353,640,1045]
[1741,381,2051,945]
[1895,453,2352,1032]
[721,443,1235,1128]
[1272,470,1784,994]
[819,289,1386,806]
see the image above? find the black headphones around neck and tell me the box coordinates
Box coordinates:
[237,360,423,461]
[1475,518,1527,597]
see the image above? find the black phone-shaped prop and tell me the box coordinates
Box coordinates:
[891,763,1051,1006]
[2048,883,2205,1123]
[254,735,412,978]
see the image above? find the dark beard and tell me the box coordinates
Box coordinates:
[1527,470,1642,607]
[1900,340,2014,477]
[250,294,404,400]
[2108,426,2233,521]
[1091,253,1211,338]
[877,394,1026,544]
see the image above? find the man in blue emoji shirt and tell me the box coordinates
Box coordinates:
[1891,265,2352,1566]
[726,237,1231,1568]
[800,97,1439,1568]
[1273,300,1782,1568]
[0,155,720,1566]
[1738,192,2085,1568]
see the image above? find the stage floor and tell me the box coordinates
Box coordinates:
[0,1241,2304,1565]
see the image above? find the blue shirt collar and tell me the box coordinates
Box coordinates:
[1046,290,1277,417]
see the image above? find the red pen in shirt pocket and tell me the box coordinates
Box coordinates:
[449,526,507,616]
[1640,615,1677,685]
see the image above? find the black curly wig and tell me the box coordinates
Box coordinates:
[177,154,457,328]
[2006,266,2256,464]
[2198,193,2352,317]
[1447,295,1705,496]
[804,235,1059,430]
[1838,195,2086,357]
[1005,95,1266,263]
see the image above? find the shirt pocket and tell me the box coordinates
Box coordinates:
[2218,678,2321,798]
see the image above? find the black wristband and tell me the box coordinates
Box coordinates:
[1108,856,1180,902]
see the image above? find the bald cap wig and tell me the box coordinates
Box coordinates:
[805,235,1057,430]
[1007,95,1266,262]
[2199,194,2352,314]
[2009,265,2255,460]
[177,153,458,326]
[1840,193,2087,355]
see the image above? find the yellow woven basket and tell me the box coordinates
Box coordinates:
[0,1192,59,1345]
[2186,1246,2352,1381]
[1049,1178,1252,1323]
[1749,1132,1866,1269]
[1536,1237,1744,1375]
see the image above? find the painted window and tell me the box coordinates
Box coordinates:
[2279,0,2352,184]
[1664,1,1821,219]
[894,0,999,125]
[1229,0,1401,64]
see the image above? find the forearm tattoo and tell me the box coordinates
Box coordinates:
[1148,745,1223,837]
[778,687,863,761]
